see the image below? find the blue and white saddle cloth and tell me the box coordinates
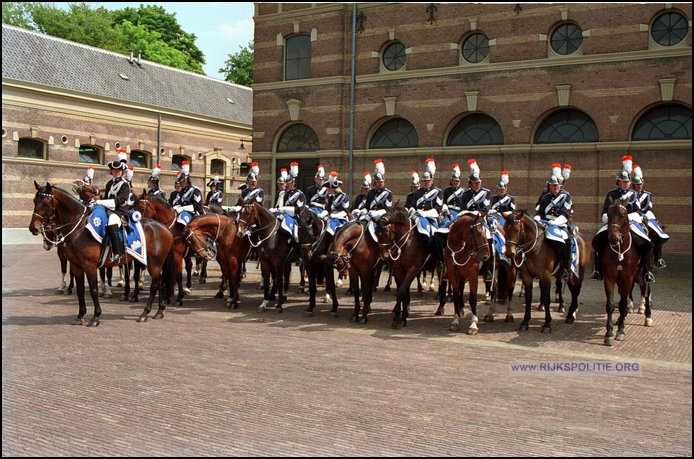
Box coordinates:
[542,224,580,279]
[86,207,147,266]
[275,213,299,242]
[176,211,195,226]
[327,217,348,236]
[595,221,651,241]
[414,215,438,240]
[646,219,669,239]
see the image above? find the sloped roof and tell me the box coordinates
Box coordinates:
[2,24,252,126]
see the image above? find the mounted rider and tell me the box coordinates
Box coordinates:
[534,163,573,280]
[205,173,224,207]
[440,164,465,224]
[405,171,420,210]
[631,164,669,270]
[239,162,265,206]
[173,161,204,217]
[324,171,351,235]
[147,164,166,199]
[97,149,132,264]
[270,162,305,242]
[351,172,372,217]
[362,159,393,221]
[412,158,443,267]
[459,159,494,278]
[274,168,288,207]
[591,156,655,283]
[306,164,329,215]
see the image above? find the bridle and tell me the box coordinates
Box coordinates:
[608,204,632,261]
[34,190,88,246]
[329,221,368,273]
[506,213,543,268]
[137,195,175,229]
[381,217,416,261]
[184,213,225,260]
[237,203,279,248]
[299,213,327,257]
[446,218,489,266]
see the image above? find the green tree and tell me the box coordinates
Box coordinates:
[30,2,120,50]
[220,41,254,87]
[2,2,35,29]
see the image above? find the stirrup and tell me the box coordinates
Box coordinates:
[561,269,569,280]
[656,259,666,269]
[590,271,602,281]
[483,271,492,281]
[644,272,654,283]
[110,253,121,264]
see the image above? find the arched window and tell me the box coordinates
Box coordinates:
[370,118,419,149]
[172,155,189,171]
[18,138,45,159]
[383,42,406,71]
[534,109,599,143]
[632,105,692,140]
[286,35,311,81]
[130,150,149,168]
[462,33,490,63]
[651,12,688,46]
[79,146,101,163]
[447,114,504,146]
[211,159,226,176]
[277,124,320,152]
[551,23,583,55]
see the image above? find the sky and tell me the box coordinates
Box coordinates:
[55,2,255,80]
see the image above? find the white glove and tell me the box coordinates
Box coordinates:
[551,215,568,226]
[97,199,116,210]
[351,209,361,217]
[645,210,656,221]
[369,209,386,220]
[602,213,608,224]
[628,212,643,223]
[318,210,329,219]
[441,204,449,214]
[179,204,194,213]
[269,207,278,213]
[279,206,295,217]
[416,208,439,219]
[533,215,542,222]
[331,210,347,220]
[173,205,182,213]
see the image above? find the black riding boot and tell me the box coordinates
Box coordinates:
[654,237,666,268]
[591,250,602,280]
[106,224,122,264]
[562,243,571,280]
[640,244,654,283]
[557,245,569,280]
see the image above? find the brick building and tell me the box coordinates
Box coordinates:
[2,24,253,229]
[251,2,691,265]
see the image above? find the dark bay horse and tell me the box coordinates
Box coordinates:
[30,182,175,326]
[184,213,251,309]
[602,202,653,346]
[327,219,385,324]
[503,210,590,333]
[441,213,491,334]
[236,202,297,313]
[298,210,339,317]
[378,207,443,329]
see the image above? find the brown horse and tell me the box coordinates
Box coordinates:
[503,210,591,333]
[30,182,175,326]
[184,213,251,309]
[298,210,339,317]
[602,202,653,346]
[327,219,385,324]
[441,213,491,334]
[235,202,296,313]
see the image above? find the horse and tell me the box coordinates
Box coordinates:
[376,207,444,329]
[235,202,297,313]
[30,182,175,326]
[481,216,518,323]
[503,210,591,333]
[184,213,251,309]
[437,213,492,334]
[133,190,208,305]
[297,210,340,317]
[602,202,653,346]
[327,218,385,324]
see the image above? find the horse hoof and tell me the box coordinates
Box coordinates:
[449,324,461,332]
[505,315,514,323]
[198,279,206,284]
[120,295,129,302]
[183,289,192,296]
[645,318,653,327]
[98,291,104,297]
[66,290,73,295]
[604,336,614,346]
[541,327,552,334]
[538,304,545,312]
[137,315,147,323]
[519,324,529,332]
[174,300,182,307]
[565,316,575,324]
[129,296,139,303]
[214,291,224,299]
[627,307,634,314]
[87,319,100,327]
[303,311,314,318]
[616,332,625,341]
[483,315,494,323]
[467,328,479,335]
[72,317,84,326]
[350,315,358,323]
[360,317,369,325]
[345,288,353,296]
[384,286,391,292]
[103,293,113,299]
[116,282,125,288]
[557,306,565,313]
[153,312,164,320]
[637,308,645,315]
[446,296,452,302]
[297,286,305,293]
[193,271,199,276]
[329,312,339,319]
[273,307,283,314]
[434,307,445,316]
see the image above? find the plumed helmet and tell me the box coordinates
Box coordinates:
[108,149,128,170]
[451,163,461,180]
[207,173,220,187]
[373,172,385,182]
[622,155,633,174]
[148,164,162,183]
[632,165,643,184]
[251,162,259,176]
[280,168,288,181]
[468,158,480,176]
[246,172,258,181]
[616,170,630,182]
[411,170,420,187]
[84,166,95,184]
[421,171,433,181]
[468,172,481,183]
[426,158,436,177]
[125,166,134,182]
[315,164,325,180]
[552,163,562,180]
[325,171,342,188]
[290,162,299,179]
[497,171,509,189]
[374,158,385,177]
[362,172,372,189]
[496,181,507,189]
[562,164,571,182]
[175,161,190,184]
[547,174,561,186]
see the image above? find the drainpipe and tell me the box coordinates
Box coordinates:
[348,3,357,198]
[157,114,161,165]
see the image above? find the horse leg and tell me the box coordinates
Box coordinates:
[72,266,87,325]
[539,276,553,333]
[297,261,306,293]
[304,262,318,317]
[273,262,286,314]
[129,263,141,303]
[643,283,653,327]
[467,275,480,335]
[604,281,616,345]
[85,266,102,327]
[349,270,361,323]
[193,255,201,276]
[225,258,240,309]
[56,258,68,294]
[120,263,131,302]
[98,267,105,297]
[555,277,565,313]
[360,274,373,325]
[325,265,340,319]
[258,259,272,312]
[185,255,193,292]
[138,266,158,322]
[199,258,207,284]
[138,265,145,289]
[173,247,185,306]
[117,265,126,287]
[519,272,534,332]
[66,265,75,295]
[435,273,447,316]
[565,279,581,324]
[448,277,463,331]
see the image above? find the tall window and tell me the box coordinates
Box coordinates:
[551,23,583,55]
[383,42,406,71]
[462,33,490,63]
[277,124,320,152]
[447,114,504,145]
[172,155,189,171]
[632,105,692,140]
[534,109,599,143]
[286,35,311,81]
[651,12,688,46]
[211,159,225,176]
[370,119,419,149]
[130,150,149,168]
[18,138,45,159]
[79,146,101,163]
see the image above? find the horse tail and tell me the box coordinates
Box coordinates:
[162,245,176,299]
[497,261,508,302]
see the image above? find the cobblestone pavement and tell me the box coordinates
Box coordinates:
[2,244,691,456]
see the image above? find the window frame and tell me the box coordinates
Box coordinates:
[369,118,419,149]
[285,34,311,81]
[632,104,692,141]
[18,138,46,159]
[534,109,599,144]
[382,42,407,72]
[172,155,190,171]
[548,22,583,57]
[277,123,320,152]
[78,145,101,164]
[461,33,490,64]
[650,11,689,48]
[129,150,150,169]
[447,113,504,146]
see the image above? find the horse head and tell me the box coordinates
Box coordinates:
[72,180,100,203]
[468,213,491,263]
[235,203,257,238]
[447,213,491,266]
[30,181,55,235]
[133,189,155,218]
[607,202,629,247]
[328,220,363,273]
[503,210,528,258]
[298,210,325,259]
[183,218,216,261]
[377,207,411,262]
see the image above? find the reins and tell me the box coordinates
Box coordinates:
[608,205,632,262]
[35,191,89,246]
[507,215,544,267]
[387,217,416,261]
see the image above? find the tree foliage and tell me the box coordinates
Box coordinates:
[220,41,254,87]
[2,2,205,75]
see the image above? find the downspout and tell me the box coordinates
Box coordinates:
[157,114,162,164]
[348,2,356,199]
